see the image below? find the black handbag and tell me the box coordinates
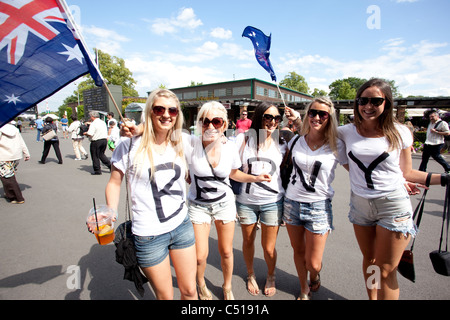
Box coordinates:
[280,135,300,190]
[429,175,450,276]
[398,173,431,282]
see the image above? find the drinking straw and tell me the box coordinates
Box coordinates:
[93,198,99,231]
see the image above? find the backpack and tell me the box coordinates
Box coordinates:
[77,123,89,137]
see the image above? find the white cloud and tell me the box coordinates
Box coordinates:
[151,8,203,35]
[278,39,450,97]
[82,25,130,55]
[210,27,232,40]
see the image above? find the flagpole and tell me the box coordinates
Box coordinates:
[103,83,126,123]
[276,82,288,109]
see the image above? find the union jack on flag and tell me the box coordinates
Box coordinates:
[0,0,103,128]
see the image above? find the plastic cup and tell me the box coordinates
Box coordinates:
[86,205,116,245]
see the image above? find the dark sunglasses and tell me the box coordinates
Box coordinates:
[152,106,179,117]
[357,97,385,107]
[308,109,330,120]
[263,114,282,123]
[200,117,224,129]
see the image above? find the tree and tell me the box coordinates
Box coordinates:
[329,77,366,100]
[329,77,402,100]
[279,72,310,94]
[74,49,138,101]
[311,88,328,97]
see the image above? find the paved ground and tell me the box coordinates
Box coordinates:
[0,127,449,301]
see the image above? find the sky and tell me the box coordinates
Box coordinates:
[38,0,450,112]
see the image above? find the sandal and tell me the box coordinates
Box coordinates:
[246,273,260,296]
[197,283,212,300]
[309,273,321,292]
[297,292,311,300]
[222,285,235,300]
[264,274,276,297]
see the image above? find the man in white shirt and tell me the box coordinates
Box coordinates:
[85,111,111,175]
[419,109,450,172]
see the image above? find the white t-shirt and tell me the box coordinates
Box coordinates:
[184,134,241,204]
[235,133,287,205]
[111,137,188,237]
[86,118,108,141]
[338,123,413,199]
[285,136,347,203]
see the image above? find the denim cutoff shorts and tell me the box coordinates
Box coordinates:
[188,199,236,224]
[236,199,283,226]
[283,198,334,235]
[348,186,416,237]
[133,214,195,268]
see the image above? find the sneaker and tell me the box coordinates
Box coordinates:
[75,158,82,161]
[83,154,89,160]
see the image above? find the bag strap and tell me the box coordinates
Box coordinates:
[410,173,432,251]
[123,138,134,239]
[202,142,233,189]
[281,135,300,168]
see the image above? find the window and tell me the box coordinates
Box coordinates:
[183,91,196,99]
[214,88,226,97]
[256,86,265,96]
[198,90,208,98]
[232,86,251,96]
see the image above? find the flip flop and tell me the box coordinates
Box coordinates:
[246,273,260,296]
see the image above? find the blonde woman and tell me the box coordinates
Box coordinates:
[283,97,346,300]
[185,101,270,300]
[105,89,197,300]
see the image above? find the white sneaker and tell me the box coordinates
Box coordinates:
[75,158,82,161]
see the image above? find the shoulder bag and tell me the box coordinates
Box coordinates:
[398,173,432,282]
[429,174,450,276]
[113,138,148,296]
[280,135,300,190]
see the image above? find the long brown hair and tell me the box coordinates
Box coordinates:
[353,78,401,151]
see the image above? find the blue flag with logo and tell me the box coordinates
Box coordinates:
[242,26,277,82]
[0,0,103,128]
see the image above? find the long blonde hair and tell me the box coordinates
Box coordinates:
[300,96,339,155]
[134,89,185,180]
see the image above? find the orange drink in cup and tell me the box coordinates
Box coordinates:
[86,206,116,245]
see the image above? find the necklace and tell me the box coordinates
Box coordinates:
[306,135,323,151]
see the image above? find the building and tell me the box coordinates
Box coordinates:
[169,78,313,128]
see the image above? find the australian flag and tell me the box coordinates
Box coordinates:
[0,0,103,128]
[242,26,277,82]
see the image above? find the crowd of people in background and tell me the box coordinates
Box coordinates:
[2,79,450,301]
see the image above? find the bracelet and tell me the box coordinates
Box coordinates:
[441,173,448,186]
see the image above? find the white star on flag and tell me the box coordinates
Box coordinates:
[4,94,21,105]
[58,43,84,63]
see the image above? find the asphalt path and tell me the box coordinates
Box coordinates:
[0,127,449,301]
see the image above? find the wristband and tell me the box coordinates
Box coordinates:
[440,173,449,187]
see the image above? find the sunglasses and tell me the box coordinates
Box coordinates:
[263,114,282,123]
[308,109,330,120]
[200,117,224,129]
[152,106,179,117]
[357,97,385,107]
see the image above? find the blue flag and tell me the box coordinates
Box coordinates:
[0,0,104,128]
[242,26,277,82]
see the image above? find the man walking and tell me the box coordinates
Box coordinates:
[419,109,450,172]
[85,111,111,175]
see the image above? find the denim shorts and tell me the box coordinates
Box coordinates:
[133,215,195,268]
[188,199,236,224]
[236,199,283,226]
[283,198,334,235]
[348,187,416,237]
